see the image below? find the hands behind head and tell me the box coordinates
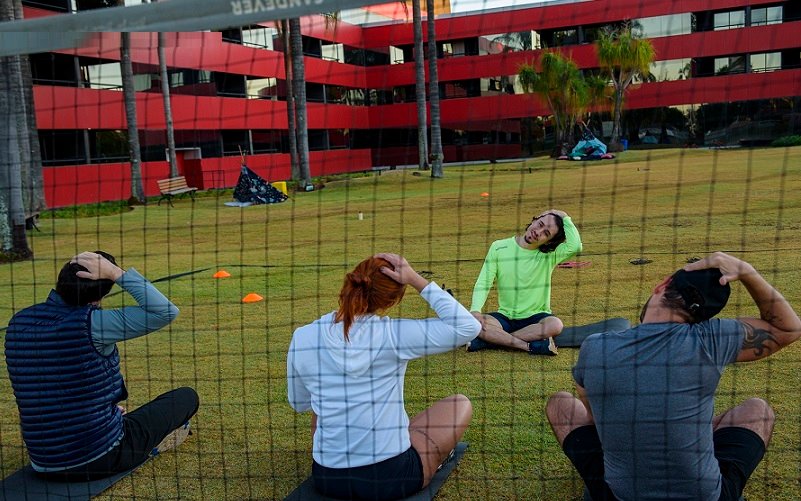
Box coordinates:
[375,253,429,292]
[71,252,124,282]
[683,251,755,286]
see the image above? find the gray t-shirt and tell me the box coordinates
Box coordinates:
[573,320,744,501]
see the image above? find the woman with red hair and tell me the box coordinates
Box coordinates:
[288,253,480,500]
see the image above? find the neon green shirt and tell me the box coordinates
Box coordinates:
[470,216,581,319]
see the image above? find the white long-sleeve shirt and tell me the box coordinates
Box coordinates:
[287,282,480,468]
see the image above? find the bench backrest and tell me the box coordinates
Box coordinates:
[157,176,190,193]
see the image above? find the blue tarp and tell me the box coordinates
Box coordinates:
[570,137,607,158]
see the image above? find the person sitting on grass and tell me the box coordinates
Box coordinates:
[287,253,480,501]
[546,252,801,500]
[4,251,199,481]
[468,208,582,356]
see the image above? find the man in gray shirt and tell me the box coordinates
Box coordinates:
[5,251,199,480]
[546,252,801,500]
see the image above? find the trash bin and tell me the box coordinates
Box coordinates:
[620,139,628,151]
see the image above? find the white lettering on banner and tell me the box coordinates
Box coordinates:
[232,0,326,15]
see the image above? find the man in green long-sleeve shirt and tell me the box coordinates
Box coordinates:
[469,209,582,355]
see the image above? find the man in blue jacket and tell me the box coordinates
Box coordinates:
[5,251,199,480]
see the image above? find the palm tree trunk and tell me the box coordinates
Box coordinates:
[610,90,623,149]
[19,53,45,216]
[289,18,311,188]
[282,20,300,182]
[412,0,428,170]
[158,32,179,178]
[120,32,145,203]
[425,0,443,177]
[0,54,32,259]
[12,0,45,217]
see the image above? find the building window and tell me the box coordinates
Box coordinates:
[31,53,79,86]
[242,26,276,49]
[553,29,578,46]
[81,61,123,90]
[751,6,782,26]
[715,55,745,75]
[251,130,282,153]
[714,10,745,30]
[480,31,540,54]
[221,130,249,155]
[246,76,278,99]
[389,46,405,64]
[647,58,693,81]
[91,130,128,162]
[39,130,86,166]
[634,13,692,38]
[321,43,344,62]
[750,52,782,73]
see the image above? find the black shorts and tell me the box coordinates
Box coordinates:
[562,425,766,501]
[488,311,553,333]
[715,426,766,501]
[312,447,424,501]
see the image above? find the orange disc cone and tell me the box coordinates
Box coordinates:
[242,293,263,303]
[480,192,489,197]
[213,270,231,278]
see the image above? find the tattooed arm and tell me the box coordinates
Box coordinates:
[685,251,801,362]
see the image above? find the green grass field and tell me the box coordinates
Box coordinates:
[1,147,800,500]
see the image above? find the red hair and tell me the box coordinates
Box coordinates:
[335,257,406,340]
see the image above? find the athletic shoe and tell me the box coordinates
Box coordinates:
[467,337,490,352]
[529,338,558,356]
[151,420,192,457]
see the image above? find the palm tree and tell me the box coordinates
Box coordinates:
[518,51,579,156]
[12,0,46,222]
[0,0,31,259]
[289,18,312,189]
[596,24,656,150]
[411,0,428,170]
[119,31,145,204]
[518,51,608,156]
[425,0,443,177]
[279,20,300,182]
[158,32,179,178]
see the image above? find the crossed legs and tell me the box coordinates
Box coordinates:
[546,392,774,500]
[475,313,562,353]
[409,394,473,487]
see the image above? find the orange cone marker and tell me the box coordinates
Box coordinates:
[242,293,263,303]
[213,270,231,278]
[480,192,489,197]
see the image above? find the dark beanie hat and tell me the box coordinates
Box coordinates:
[670,268,731,322]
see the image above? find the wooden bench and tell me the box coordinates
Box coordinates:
[157,176,197,207]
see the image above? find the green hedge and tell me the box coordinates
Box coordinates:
[771,135,801,147]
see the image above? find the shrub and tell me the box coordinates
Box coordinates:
[771,135,801,147]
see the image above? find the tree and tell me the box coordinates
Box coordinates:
[425,0,443,177]
[0,0,31,260]
[289,18,312,189]
[411,0,428,170]
[596,24,656,150]
[13,0,46,222]
[120,31,145,203]
[158,32,179,178]
[279,21,300,182]
[518,51,607,156]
